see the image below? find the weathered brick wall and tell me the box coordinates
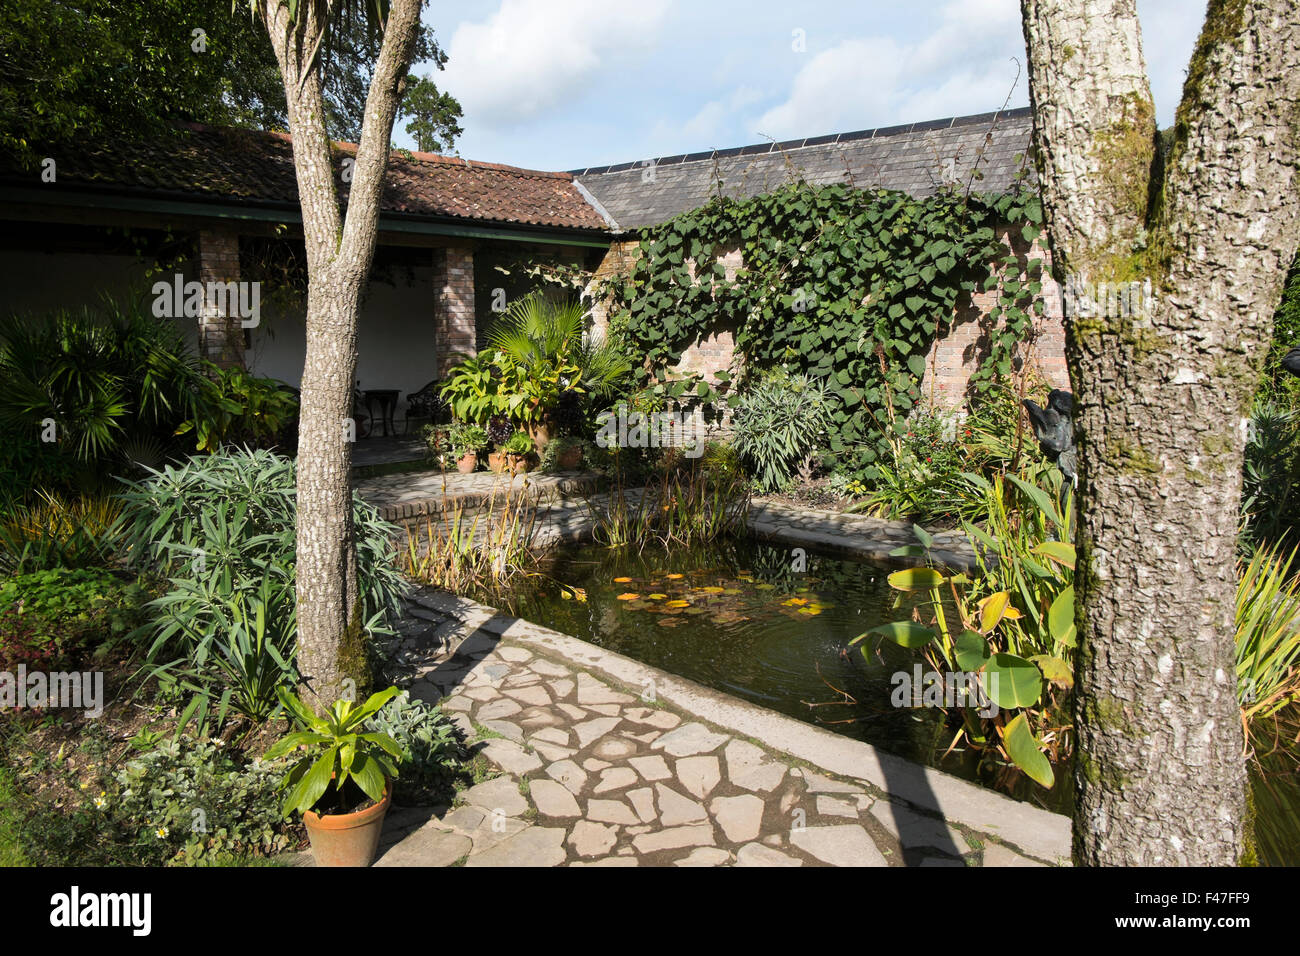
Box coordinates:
[588,228,1069,409]
[197,227,246,370]
[921,230,1068,410]
[434,245,476,377]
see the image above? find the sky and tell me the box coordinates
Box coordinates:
[397,0,1207,172]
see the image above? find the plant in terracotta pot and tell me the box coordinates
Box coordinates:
[447,422,486,473]
[502,431,535,474]
[485,415,513,473]
[543,434,583,471]
[266,685,404,868]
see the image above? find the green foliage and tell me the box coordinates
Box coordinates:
[600,180,1044,479]
[116,448,408,732]
[439,355,502,425]
[1236,541,1300,723]
[1241,400,1300,549]
[728,371,832,492]
[111,736,293,864]
[0,300,205,490]
[363,690,465,803]
[501,431,535,455]
[400,74,464,153]
[0,491,125,574]
[446,422,488,456]
[178,366,298,453]
[265,686,404,817]
[0,567,149,668]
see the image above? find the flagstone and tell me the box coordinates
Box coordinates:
[982,843,1046,867]
[531,742,576,762]
[735,843,802,867]
[632,826,715,854]
[675,756,721,799]
[869,802,970,856]
[573,716,622,747]
[627,786,657,823]
[530,726,570,746]
[478,739,542,775]
[576,672,636,705]
[503,685,551,707]
[476,699,522,721]
[587,799,640,826]
[655,783,707,826]
[549,678,575,699]
[569,820,617,857]
[591,737,638,760]
[374,827,471,868]
[481,720,524,743]
[796,769,864,794]
[546,759,588,794]
[628,755,672,781]
[530,779,582,818]
[789,825,887,867]
[709,794,765,843]
[652,722,729,757]
[530,658,570,678]
[623,707,681,729]
[816,795,859,819]
[673,847,732,867]
[465,827,566,867]
[594,767,639,793]
[460,776,528,817]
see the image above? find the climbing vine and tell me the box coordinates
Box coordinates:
[597,179,1045,478]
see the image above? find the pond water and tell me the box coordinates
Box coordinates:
[510,537,1299,866]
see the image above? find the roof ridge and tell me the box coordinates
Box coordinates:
[566,106,1034,177]
[180,122,574,181]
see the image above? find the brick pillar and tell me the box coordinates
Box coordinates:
[433,245,476,377]
[197,227,246,370]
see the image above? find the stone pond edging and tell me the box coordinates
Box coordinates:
[407,588,1071,865]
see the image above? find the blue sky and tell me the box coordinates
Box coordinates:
[397,0,1205,172]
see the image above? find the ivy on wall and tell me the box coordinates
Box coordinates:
[597,180,1045,477]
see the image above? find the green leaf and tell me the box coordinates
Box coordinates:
[283,747,337,818]
[1033,540,1076,570]
[1030,654,1073,688]
[980,653,1043,709]
[1003,713,1055,788]
[954,630,990,672]
[1048,585,1077,647]
[864,621,936,649]
[886,567,945,591]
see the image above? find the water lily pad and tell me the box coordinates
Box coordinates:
[613,577,633,583]
[615,592,641,601]
[657,617,683,628]
[665,573,684,580]
[648,593,667,600]
[699,586,725,594]
[754,583,776,590]
[665,600,690,608]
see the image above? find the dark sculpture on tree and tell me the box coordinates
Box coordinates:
[1024,389,1077,483]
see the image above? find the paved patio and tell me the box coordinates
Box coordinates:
[360,588,1070,868]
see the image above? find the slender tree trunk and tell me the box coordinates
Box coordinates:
[1021,0,1300,864]
[259,0,422,707]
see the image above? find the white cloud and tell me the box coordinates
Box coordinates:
[438,0,673,127]
[754,1,1027,140]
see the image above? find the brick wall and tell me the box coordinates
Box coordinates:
[197,227,246,370]
[921,230,1068,410]
[434,245,476,377]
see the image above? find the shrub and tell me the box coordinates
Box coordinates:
[117,447,408,731]
[0,567,149,668]
[111,736,293,864]
[364,690,465,803]
[729,371,831,492]
[0,299,206,490]
[177,366,299,453]
[1241,400,1300,549]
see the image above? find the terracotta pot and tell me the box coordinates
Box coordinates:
[303,782,392,867]
[556,445,582,470]
[526,419,552,455]
[456,452,478,473]
[487,451,508,474]
[507,453,532,475]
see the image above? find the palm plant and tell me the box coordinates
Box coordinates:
[1236,540,1300,725]
[485,292,632,425]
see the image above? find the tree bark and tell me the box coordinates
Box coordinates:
[259,0,422,707]
[1021,0,1300,864]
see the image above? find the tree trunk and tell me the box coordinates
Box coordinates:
[1021,0,1300,864]
[259,0,422,707]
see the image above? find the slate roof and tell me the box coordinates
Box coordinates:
[570,108,1035,231]
[0,124,610,234]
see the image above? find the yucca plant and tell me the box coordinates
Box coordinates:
[1236,541,1300,725]
[728,370,831,493]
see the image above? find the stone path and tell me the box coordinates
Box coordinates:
[367,588,1069,868]
[356,468,598,523]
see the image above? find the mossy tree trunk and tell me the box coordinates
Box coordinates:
[257,0,422,708]
[1021,0,1300,865]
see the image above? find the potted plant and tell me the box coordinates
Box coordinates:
[447,422,486,473]
[548,435,583,470]
[502,430,535,474]
[485,416,513,473]
[265,686,404,868]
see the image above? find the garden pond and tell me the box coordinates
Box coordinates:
[506,537,1299,866]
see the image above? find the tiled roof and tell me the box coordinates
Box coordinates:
[571,108,1035,230]
[0,124,610,233]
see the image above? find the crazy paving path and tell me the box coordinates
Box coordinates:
[367,589,1063,868]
